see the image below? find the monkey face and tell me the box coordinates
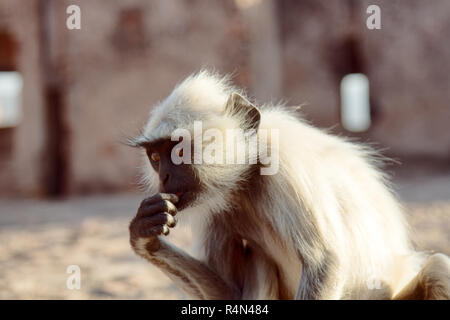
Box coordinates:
[143,138,202,211]
[132,72,263,214]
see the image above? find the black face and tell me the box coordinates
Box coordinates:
[142,138,202,210]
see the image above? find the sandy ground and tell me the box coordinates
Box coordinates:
[0,174,448,299]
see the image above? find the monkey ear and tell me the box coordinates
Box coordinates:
[224,92,261,131]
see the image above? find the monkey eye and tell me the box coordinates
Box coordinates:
[150,152,160,162]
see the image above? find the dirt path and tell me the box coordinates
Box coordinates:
[0,175,448,299]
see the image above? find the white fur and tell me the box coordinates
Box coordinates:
[138,70,427,299]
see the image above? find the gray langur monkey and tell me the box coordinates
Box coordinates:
[128,70,450,300]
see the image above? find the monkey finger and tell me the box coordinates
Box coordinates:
[137,199,177,218]
[140,213,176,228]
[162,225,170,236]
[163,214,177,227]
[169,216,177,228]
[149,224,170,237]
[141,193,179,206]
[137,224,169,238]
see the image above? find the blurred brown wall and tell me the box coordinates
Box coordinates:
[0,0,449,197]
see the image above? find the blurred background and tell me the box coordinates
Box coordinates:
[0,0,448,299]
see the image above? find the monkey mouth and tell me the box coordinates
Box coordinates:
[174,191,195,210]
[175,191,186,208]
[176,191,184,198]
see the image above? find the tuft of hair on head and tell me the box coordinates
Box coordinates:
[138,69,261,144]
[165,69,237,112]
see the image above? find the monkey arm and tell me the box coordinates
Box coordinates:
[134,237,240,300]
[129,194,240,299]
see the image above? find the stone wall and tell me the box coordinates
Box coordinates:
[0,0,46,196]
[0,0,449,196]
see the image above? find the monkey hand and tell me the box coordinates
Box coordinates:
[129,193,178,254]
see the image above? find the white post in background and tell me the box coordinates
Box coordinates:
[0,72,23,128]
[340,73,371,132]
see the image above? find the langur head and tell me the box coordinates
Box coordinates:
[131,71,263,213]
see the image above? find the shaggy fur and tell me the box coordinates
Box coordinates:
[131,70,450,300]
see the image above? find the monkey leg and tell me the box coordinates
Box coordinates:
[294,249,343,300]
[394,253,450,300]
[240,247,280,299]
[133,237,239,300]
